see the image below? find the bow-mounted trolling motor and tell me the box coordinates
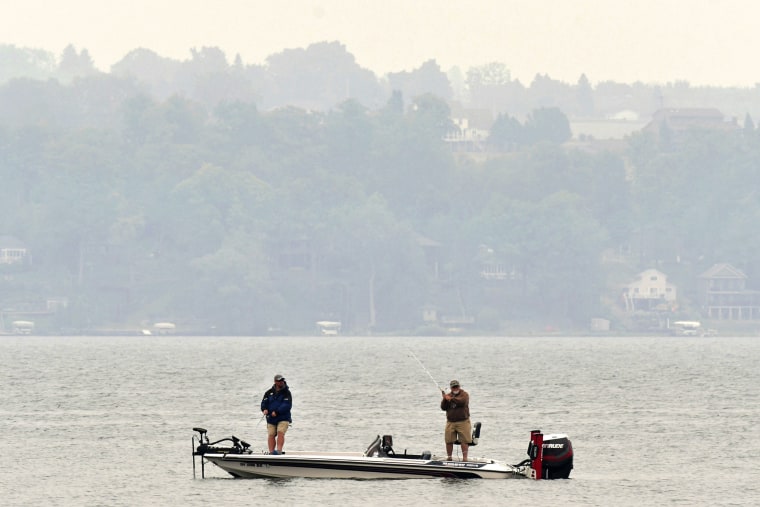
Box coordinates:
[521,430,573,479]
[192,427,251,478]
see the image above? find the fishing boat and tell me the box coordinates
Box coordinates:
[669,320,704,336]
[315,321,341,335]
[192,426,573,480]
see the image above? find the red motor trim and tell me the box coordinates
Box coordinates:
[529,430,543,480]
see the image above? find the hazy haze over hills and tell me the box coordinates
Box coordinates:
[2,0,760,87]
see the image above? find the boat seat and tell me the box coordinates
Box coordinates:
[364,435,383,457]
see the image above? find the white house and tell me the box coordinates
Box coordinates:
[622,268,677,312]
[0,235,28,265]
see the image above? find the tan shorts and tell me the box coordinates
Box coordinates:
[445,419,472,444]
[267,421,289,436]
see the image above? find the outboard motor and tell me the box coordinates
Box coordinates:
[526,430,573,479]
[541,433,573,479]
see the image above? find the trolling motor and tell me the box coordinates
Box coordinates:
[192,427,251,478]
[521,430,573,480]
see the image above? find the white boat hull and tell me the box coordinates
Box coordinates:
[191,428,571,480]
[203,451,525,479]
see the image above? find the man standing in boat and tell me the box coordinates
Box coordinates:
[261,374,292,455]
[440,379,471,461]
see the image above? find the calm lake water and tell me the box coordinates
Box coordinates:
[1,335,758,506]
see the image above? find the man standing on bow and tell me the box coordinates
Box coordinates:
[261,374,292,454]
[440,379,471,461]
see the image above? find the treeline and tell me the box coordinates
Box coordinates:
[4,42,760,121]
[2,43,760,334]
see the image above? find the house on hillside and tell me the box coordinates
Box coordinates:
[570,109,648,141]
[642,108,739,137]
[699,263,760,320]
[444,105,493,152]
[0,235,29,265]
[622,268,677,312]
[476,244,517,281]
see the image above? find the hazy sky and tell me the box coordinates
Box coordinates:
[2,0,759,87]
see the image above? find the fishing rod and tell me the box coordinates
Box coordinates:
[407,348,445,393]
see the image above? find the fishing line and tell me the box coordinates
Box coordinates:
[407,348,445,393]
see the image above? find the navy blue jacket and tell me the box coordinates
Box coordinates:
[260,383,293,425]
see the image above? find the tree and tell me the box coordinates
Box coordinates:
[572,150,631,246]
[576,74,594,116]
[368,93,455,221]
[743,113,755,136]
[324,99,374,179]
[265,41,383,110]
[407,93,453,138]
[158,95,208,145]
[323,194,427,331]
[465,62,524,112]
[383,90,404,116]
[207,100,262,156]
[506,192,607,322]
[488,113,523,151]
[0,125,51,229]
[187,46,229,73]
[0,44,56,82]
[29,128,126,296]
[162,163,267,254]
[387,59,452,104]
[528,73,570,108]
[56,44,98,83]
[466,62,511,87]
[110,48,182,99]
[524,107,572,144]
[0,78,67,128]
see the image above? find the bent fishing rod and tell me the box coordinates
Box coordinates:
[407,348,445,393]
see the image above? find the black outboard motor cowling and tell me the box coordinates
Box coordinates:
[540,433,573,479]
[525,431,573,479]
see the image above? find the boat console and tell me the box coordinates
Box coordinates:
[363,434,432,459]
